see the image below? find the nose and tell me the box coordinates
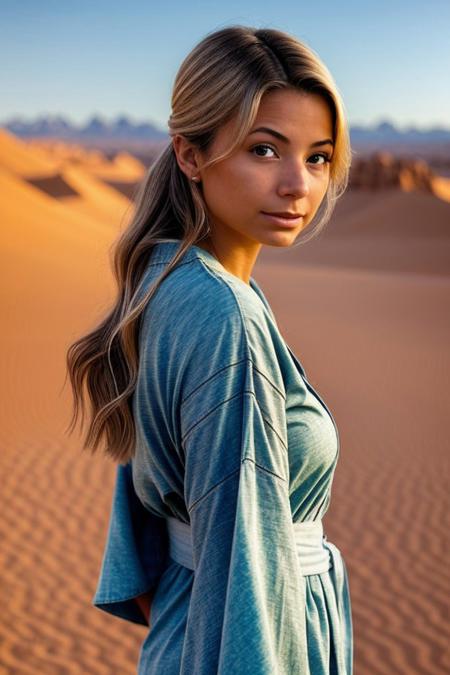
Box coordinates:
[277,161,310,198]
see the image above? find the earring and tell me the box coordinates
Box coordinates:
[191,175,200,182]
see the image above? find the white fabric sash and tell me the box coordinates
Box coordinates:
[166,515,332,576]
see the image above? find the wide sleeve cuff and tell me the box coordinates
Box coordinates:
[92,460,169,625]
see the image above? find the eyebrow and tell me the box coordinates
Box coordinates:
[248,126,334,148]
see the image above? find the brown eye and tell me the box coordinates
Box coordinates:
[309,153,331,165]
[250,144,278,158]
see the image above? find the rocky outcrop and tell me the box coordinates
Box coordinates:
[349,151,434,192]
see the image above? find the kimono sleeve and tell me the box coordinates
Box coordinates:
[178,316,310,673]
[91,460,168,625]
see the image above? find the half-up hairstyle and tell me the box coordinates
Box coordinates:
[65,25,352,463]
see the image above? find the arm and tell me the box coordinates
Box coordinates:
[178,355,309,673]
[134,587,156,625]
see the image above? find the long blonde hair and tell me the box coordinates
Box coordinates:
[65,25,352,463]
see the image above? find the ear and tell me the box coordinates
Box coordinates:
[171,134,202,181]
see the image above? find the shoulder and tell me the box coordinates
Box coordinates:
[146,255,268,338]
[139,255,283,386]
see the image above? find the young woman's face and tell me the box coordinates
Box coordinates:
[198,88,334,248]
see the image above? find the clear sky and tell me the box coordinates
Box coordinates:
[1,0,449,131]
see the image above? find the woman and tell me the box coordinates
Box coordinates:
[66,25,353,674]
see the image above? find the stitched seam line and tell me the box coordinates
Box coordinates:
[188,467,240,513]
[259,414,287,450]
[182,390,288,451]
[182,390,250,441]
[250,392,288,452]
[180,359,247,405]
[241,457,287,482]
[188,456,287,514]
[181,356,286,405]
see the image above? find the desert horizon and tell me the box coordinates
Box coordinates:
[1,127,449,674]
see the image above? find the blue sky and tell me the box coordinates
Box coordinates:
[1,0,449,131]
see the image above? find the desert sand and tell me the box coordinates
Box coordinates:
[1,131,449,674]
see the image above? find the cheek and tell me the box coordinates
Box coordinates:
[311,172,330,200]
[202,161,261,214]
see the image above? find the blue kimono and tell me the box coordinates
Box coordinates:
[92,240,353,674]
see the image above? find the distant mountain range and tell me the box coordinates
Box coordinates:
[2,114,450,145]
[350,120,450,144]
[1,114,168,142]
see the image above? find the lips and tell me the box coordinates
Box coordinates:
[260,211,305,229]
[261,211,305,219]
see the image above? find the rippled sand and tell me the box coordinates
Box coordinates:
[1,132,449,674]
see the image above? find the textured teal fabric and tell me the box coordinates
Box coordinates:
[92,240,353,674]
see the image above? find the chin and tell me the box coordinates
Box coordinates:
[261,230,301,248]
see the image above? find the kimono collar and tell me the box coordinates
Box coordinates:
[150,239,261,296]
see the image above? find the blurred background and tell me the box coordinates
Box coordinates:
[1,1,449,673]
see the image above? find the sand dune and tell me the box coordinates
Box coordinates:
[0,132,142,228]
[330,189,450,237]
[260,189,450,277]
[0,128,60,176]
[0,166,114,266]
[29,139,146,180]
[53,165,133,226]
[1,131,449,674]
